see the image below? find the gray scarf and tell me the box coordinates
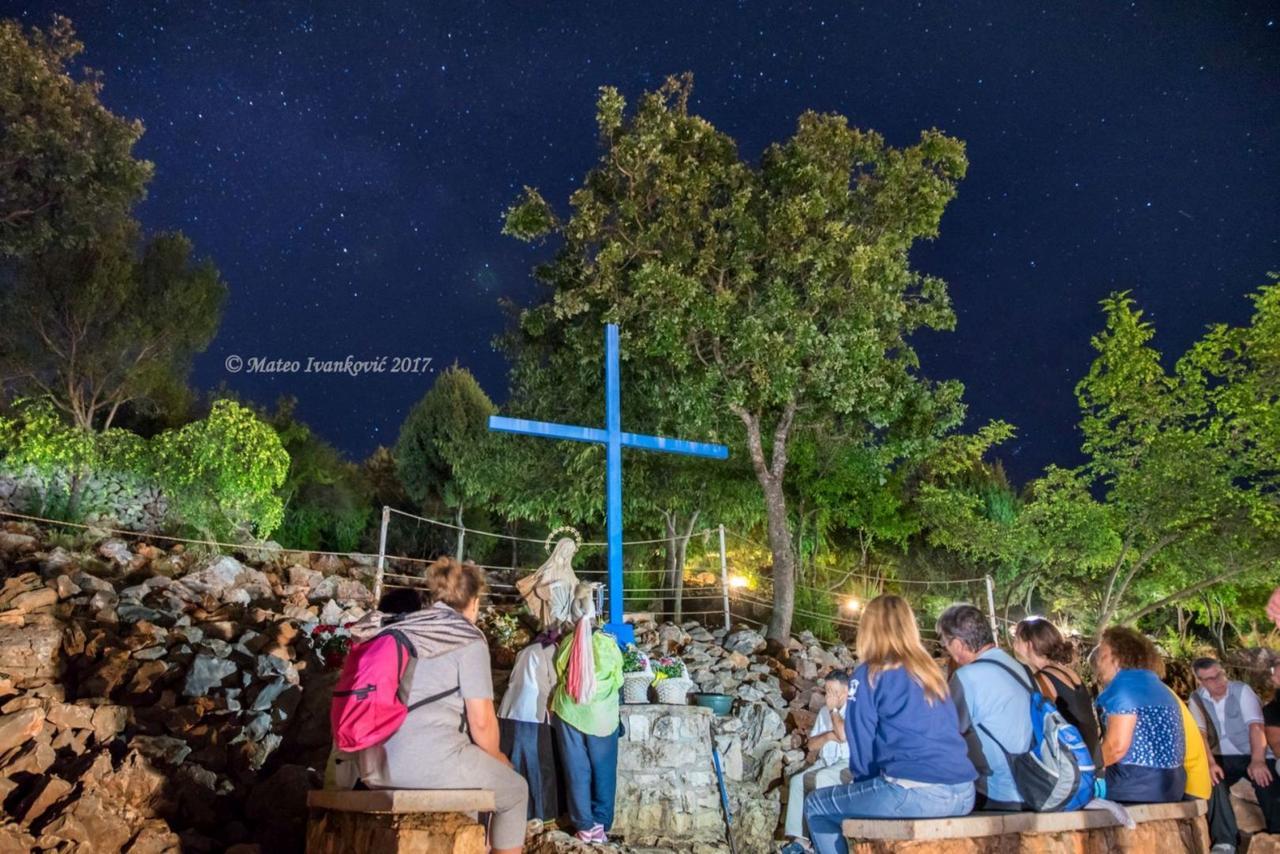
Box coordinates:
[350,602,485,659]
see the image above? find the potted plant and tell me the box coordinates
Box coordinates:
[621,644,653,704]
[651,655,693,704]
[480,610,522,668]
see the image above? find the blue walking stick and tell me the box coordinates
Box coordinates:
[711,744,738,854]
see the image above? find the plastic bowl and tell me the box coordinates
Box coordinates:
[691,692,734,716]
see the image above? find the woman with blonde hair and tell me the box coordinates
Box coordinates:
[804,595,977,854]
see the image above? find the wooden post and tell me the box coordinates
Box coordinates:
[719,525,730,633]
[984,574,999,642]
[374,506,389,604]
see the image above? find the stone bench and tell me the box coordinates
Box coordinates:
[843,799,1209,853]
[305,789,495,854]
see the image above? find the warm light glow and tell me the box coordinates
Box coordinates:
[729,575,750,589]
[843,598,861,613]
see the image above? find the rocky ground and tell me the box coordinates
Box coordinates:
[0,521,857,853]
[0,521,373,852]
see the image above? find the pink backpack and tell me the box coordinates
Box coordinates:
[330,628,458,752]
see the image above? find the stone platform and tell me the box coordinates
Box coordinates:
[613,704,727,848]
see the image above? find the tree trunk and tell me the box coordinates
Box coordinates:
[508,519,519,570]
[731,401,797,644]
[662,512,678,621]
[674,510,698,624]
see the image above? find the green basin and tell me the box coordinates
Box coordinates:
[691,692,734,716]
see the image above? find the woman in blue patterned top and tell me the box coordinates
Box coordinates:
[1093,626,1186,803]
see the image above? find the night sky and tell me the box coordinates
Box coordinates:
[10,1,1279,484]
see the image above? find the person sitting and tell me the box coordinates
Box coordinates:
[551,583,623,844]
[804,595,977,854]
[780,670,852,854]
[1091,626,1186,804]
[355,559,529,854]
[936,603,1032,810]
[326,586,427,790]
[1011,616,1103,771]
[498,627,565,826]
[1188,656,1280,853]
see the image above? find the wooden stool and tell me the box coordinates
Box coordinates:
[306,789,495,854]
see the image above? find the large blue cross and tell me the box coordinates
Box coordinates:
[488,323,729,646]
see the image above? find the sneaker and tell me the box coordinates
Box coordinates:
[574,829,597,843]
[589,824,608,843]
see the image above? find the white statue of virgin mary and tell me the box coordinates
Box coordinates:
[517,533,581,629]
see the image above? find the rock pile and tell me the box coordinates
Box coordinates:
[627,617,856,853]
[0,521,374,852]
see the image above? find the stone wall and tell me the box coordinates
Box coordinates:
[614,704,725,848]
[0,466,169,533]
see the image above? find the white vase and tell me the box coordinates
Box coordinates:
[655,677,692,705]
[622,672,652,704]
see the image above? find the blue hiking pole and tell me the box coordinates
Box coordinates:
[711,745,738,854]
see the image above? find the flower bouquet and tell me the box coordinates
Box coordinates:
[651,655,692,704]
[621,645,653,704]
[308,623,354,669]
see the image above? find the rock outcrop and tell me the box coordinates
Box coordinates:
[0,521,372,852]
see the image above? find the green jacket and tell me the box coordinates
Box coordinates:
[551,628,623,737]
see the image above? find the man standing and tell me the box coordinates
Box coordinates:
[937,603,1032,810]
[1189,657,1280,853]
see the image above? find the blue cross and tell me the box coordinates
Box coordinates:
[488,323,729,647]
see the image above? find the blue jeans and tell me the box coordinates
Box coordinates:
[552,716,619,832]
[805,776,976,854]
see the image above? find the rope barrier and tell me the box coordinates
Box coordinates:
[387,507,718,547]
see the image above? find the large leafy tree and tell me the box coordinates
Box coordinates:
[502,75,970,641]
[0,16,151,258]
[0,222,227,430]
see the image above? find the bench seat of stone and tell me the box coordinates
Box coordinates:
[843,800,1209,852]
[306,789,494,854]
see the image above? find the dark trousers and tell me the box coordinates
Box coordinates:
[1207,754,1280,846]
[552,715,619,833]
[499,718,563,822]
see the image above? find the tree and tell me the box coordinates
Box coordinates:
[393,365,496,559]
[0,16,152,258]
[502,76,970,641]
[1078,285,1279,629]
[0,222,227,429]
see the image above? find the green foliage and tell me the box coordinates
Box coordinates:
[152,399,289,541]
[792,584,839,643]
[0,222,227,429]
[269,398,372,552]
[499,74,972,641]
[0,16,152,258]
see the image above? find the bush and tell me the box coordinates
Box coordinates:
[793,585,839,643]
[152,399,289,541]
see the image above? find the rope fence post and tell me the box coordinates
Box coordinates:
[984,574,999,642]
[374,505,390,604]
[719,524,730,633]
